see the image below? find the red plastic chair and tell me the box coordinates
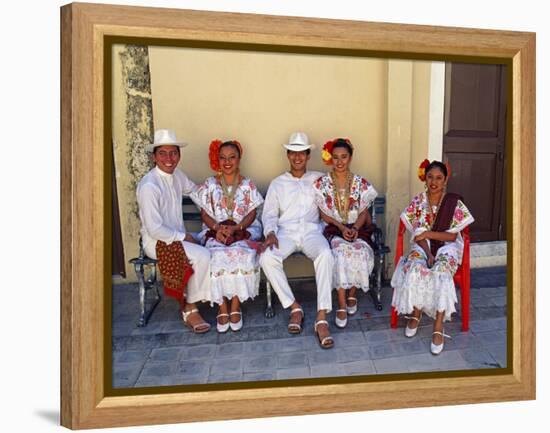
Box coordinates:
[390,220,470,332]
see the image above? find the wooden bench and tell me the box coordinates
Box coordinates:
[129,195,390,325]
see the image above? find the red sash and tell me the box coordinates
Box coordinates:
[155,240,194,303]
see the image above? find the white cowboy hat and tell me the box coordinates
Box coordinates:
[282,131,316,151]
[145,129,189,152]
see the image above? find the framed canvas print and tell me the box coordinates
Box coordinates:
[60,2,535,429]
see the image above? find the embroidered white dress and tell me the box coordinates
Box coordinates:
[190,176,264,304]
[391,192,475,321]
[313,174,378,292]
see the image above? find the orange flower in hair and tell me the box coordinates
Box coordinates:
[209,139,223,172]
[418,159,430,182]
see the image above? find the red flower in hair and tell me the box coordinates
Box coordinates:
[322,139,336,165]
[417,159,430,182]
[445,162,452,178]
[209,139,223,172]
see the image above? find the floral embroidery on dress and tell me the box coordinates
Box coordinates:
[313,174,378,292]
[190,177,264,304]
[191,176,264,226]
[313,174,377,224]
[392,191,475,321]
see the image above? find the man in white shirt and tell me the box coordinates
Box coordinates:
[137,129,211,333]
[260,132,335,349]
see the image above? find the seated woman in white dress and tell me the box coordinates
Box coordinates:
[191,139,264,333]
[313,138,378,329]
[391,160,474,355]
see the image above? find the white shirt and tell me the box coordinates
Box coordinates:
[136,166,197,259]
[262,171,324,238]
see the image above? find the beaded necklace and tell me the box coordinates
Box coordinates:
[330,170,353,224]
[219,174,241,220]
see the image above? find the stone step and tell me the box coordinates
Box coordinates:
[470,241,507,268]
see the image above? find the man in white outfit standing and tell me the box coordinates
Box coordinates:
[137,129,212,333]
[260,132,335,349]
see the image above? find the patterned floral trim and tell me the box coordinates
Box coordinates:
[400,193,474,237]
[190,176,264,223]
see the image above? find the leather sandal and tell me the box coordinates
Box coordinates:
[287,307,304,334]
[346,296,358,315]
[430,330,451,355]
[182,308,211,334]
[229,311,243,332]
[314,320,334,349]
[335,309,348,329]
[216,313,230,333]
[404,313,422,338]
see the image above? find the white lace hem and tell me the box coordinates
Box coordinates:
[331,238,374,292]
[391,258,457,321]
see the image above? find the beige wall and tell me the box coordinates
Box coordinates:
[148,46,387,193]
[114,45,441,281]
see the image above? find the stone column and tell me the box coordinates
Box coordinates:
[112,45,154,281]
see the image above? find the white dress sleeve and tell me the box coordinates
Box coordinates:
[447,199,475,233]
[189,177,217,221]
[400,193,430,238]
[357,177,378,214]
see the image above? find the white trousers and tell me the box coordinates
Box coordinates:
[180,241,212,304]
[259,231,334,313]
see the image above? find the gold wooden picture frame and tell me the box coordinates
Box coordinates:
[60,2,535,429]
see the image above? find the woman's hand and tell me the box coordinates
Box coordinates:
[215,229,228,243]
[414,231,431,242]
[342,226,356,242]
[219,223,237,236]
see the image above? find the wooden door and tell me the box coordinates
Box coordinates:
[443,63,507,242]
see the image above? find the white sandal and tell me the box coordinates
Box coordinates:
[404,313,422,338]
[430,330,451,355]
[216,313,230,333]
[229,311,243,332]
[287,307,304,334]
[335,309,348,329]
[181,308,211,334]
[314,320,334,349]
[346,296,358,315]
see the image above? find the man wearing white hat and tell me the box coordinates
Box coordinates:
[260,132,335,349]
[137,129,212,333]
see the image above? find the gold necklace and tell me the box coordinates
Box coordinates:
[427,191,445,229]
[330,170,353,224]
[219,174,240,220]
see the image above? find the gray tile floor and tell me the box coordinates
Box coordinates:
[112,267,507,388]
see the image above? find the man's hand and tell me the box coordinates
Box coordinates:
[262,232,279,252]
[184,233,197,244]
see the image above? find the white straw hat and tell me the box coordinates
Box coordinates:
[145,129,189,152]
[282,132,316,151]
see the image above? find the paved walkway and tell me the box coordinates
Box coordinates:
[112,267,507,388]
